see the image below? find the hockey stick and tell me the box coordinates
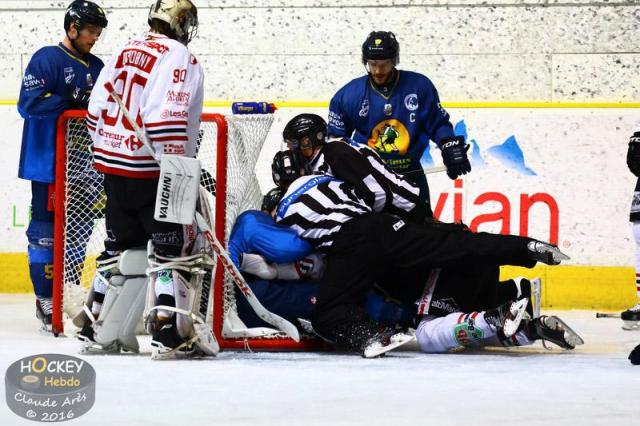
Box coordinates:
[194,211,301,342]
[423,165,447,175]
[596,312,620,318]
[103,82,299,341]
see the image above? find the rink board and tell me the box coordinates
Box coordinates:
[1,103,638,309]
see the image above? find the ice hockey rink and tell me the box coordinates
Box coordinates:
[0,294,638,426]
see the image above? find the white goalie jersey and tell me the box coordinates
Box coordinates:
[87,32,204,178]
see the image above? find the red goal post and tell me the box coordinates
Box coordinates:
[52,110,323,351]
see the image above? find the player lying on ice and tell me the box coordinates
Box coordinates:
[235,177,583,355]
[270,139,582,356]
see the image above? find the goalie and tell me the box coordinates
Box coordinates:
[76,0,217,359]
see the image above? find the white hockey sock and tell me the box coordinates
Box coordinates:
[154,270,176,320]
[91,301,103,317]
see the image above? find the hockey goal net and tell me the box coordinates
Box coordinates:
[53,110,321,350]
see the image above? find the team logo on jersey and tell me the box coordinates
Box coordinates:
[383,103,393,116]
[358,98,369,117]
[368,119,410,155]
[124,135,144,152]
[64,67,75,84]
[86,73,94,87]
[404,94,419,111]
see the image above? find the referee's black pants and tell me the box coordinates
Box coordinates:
[311,213,538,339]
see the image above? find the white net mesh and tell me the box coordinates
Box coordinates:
[217,115,276,338]
[60,117,106,320]
[56,113,275,338]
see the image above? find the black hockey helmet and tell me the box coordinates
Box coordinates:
[64,1,108,32]
[362,31,399,65]
[261,187,284,213]
[272,150,304,189]
[282,114,327,159]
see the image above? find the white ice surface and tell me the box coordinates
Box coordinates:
[1,294,639,426]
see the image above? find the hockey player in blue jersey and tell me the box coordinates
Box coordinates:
[17,0,107,331]
[327,31,471,208]
[229,184,416,330]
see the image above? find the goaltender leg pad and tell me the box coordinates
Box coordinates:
[91,249,149,353]
[93,276,147,353]
[154,155,201,225]
[145,242,218,357]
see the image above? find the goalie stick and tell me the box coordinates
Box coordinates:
[194,211,300,342]
[102,81,300,341]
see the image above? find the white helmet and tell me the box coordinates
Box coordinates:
[148,0,198,45]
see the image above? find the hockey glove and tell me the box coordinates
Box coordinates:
[627,132,640,177]
[67,87,92,109]
[440,136,471,180]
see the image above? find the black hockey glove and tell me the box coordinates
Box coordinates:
[440,136,471,180]
[627,132,640,177]
[67,87,92,109]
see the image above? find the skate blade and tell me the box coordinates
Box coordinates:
[503,298,529,338]
[546,315,584,347]
[622,321,640,331]
[150,340,197,361]
[79,342,121,355]
[363,333,415,359]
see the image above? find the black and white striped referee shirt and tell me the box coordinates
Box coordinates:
[306,137,428,223]
[275,174,372,252]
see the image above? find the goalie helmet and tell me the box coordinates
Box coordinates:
[271,150,304,189]
[282,114,327,160]
[362,31,399,65]
[261,187,284,213]
[148,0,198,45]
[64,1,108,32]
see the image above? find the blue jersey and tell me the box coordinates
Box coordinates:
[17,43,104,182]
[328,70,455,174]
[228,210,314,268]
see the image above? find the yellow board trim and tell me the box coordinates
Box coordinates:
[0,253,31,293]
[0,252,636,310]
[500,265,636,311]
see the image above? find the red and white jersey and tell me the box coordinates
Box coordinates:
[87,33,204,178]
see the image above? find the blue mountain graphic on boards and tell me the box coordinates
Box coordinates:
[420,119,536,176]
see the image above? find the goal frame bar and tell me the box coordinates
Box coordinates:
[52,110,324,350]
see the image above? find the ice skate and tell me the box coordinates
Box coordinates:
[511,277,542,319]
[484,298,529,339]
[76,323,134,355]
[362,329,415,359]
[35,297,53,334]
[524,315,584,349]
[527,241,569,265]
[621,303,640,330]
[150,317,197,360]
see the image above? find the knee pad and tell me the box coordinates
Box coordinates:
[145,242,218,355]
[26,219,54,298]
[91,249,148,353]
